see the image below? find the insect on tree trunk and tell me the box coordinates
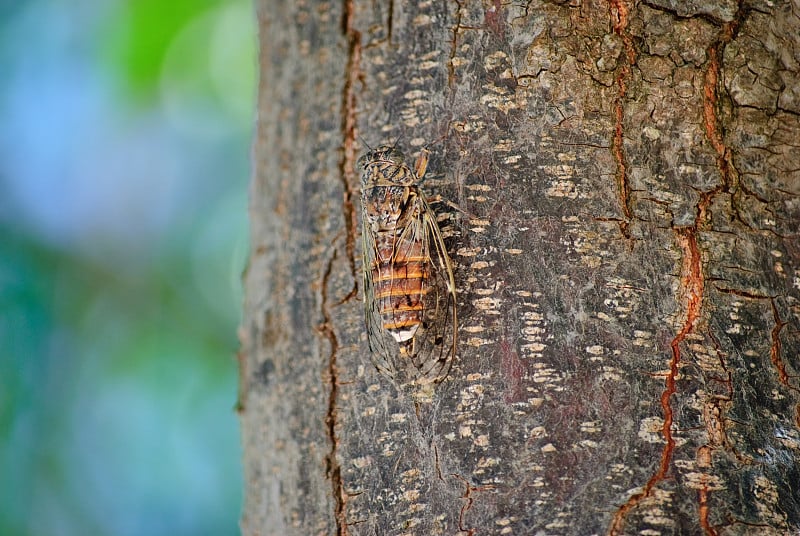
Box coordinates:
[240,1,800,534]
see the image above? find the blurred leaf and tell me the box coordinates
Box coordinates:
[160,2,256,136]
[101,0,221,99]
[2,0,248,533]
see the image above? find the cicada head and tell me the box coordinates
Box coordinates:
[358,145,415,187]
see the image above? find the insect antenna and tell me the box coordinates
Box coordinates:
[358,135,373,151]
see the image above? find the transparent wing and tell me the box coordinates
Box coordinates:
[406,193,457,382]
[362,216,401,380]
[362,190,457,384]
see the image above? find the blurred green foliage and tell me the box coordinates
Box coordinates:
[102,0,222,99]
[0,0,254,534]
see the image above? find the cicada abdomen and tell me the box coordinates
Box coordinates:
[358,145,457,383]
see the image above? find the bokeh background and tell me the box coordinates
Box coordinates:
[1,0,254,534]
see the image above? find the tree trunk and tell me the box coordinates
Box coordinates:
[240,1,800,534]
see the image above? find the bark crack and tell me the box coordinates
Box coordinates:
[320,250,347,536]
[769,299,792,388]
[447,1,482,92]
[608,227,704,535]
[703,26,738,191]
[338,0,362,304]
[610,0,636,239]
[451,473,495,535]
[607,14,750,526]
[320,6,365,530]
[701,3,750,222]
[698,471,718,536]
[769,299,800,428]
[698,395,729,535]
[712,285,773,299]
[448,0,464,91]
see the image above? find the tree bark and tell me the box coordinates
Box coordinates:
[240,1,800,534]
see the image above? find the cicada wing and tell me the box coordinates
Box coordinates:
[362,217,402,379]
[404,194,457,383]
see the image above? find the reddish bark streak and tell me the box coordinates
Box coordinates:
[483,0,506,39]
[610,0,635,238]
[338,0,362,304]
[698,481,718,536]
[608,228,704,535]
[320,4,363,532]
[500,336,524,403]
[320,251,348,536]
[696,23,756,418]
[702,20,740,190]
[769,299,800,429]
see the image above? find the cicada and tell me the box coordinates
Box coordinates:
[358,144,457,383]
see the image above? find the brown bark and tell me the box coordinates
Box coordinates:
[240,1,800,534]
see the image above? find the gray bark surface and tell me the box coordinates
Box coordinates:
[240,1,800,534]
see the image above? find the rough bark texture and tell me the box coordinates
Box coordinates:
[241,1,800,534]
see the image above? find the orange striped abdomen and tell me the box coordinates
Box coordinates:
[371,233,430,343]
